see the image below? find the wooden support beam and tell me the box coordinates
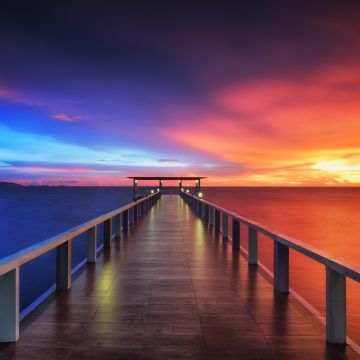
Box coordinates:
[222,213,228,239]
[274,241,289,293]
[134,205,138,222]
[0,268,19,342]
[129,207,134,225]
[326,267,346,344]
[215,210,220,232]
[209,206,214,226]
[248,227,258,265]
[114,214,121,239]
[123,209,129,231]
[87,226,97,263]
[103,219,112,249]
[232,219,240,249]
[56,240,72,291]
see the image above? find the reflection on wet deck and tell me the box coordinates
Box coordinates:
[0,196,358,359]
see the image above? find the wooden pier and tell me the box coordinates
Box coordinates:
[0,192,359,359]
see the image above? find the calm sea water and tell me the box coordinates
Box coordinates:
[0,186,134,315]
[204,187,360,346]
[0,186,359,343]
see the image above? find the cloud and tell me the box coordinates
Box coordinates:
[158,158,179,163]
[160,65,360,185]
[50,113,84,122]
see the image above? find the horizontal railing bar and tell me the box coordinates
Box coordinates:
[184,193,360,283]
[0,192,159,276]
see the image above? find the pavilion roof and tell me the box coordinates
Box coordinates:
[127,176,206,180]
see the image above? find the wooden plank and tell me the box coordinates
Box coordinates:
[1,195,357,359]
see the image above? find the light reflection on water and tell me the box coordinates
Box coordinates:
[204,187,360,346]
[1,186,359,344]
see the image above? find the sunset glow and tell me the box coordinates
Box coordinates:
[1,2,360,186]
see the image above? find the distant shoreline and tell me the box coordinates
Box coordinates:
[0,182,360,188]
[0,181,24,187]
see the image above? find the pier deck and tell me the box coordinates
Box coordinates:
[0,195,358,359]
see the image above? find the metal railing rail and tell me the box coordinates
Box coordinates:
[181,191,360,345]
[0,191,161,342]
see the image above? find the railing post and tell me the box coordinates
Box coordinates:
[0,268,19,342]
[134,204,138,223]
[129,207,134,225]
[201,203,205,219]
[326,267,346,344]
[232,219,240,249]
[215,210,220,232]
[103,218,112,249]
[205,205,209,222]
[114,214,121,239]
[222,213,228,239]
[123,210,129,231]
[56,240,72,291]
[197,200,201,216]
[87,226,97,263]
[209,207,214,226]
[248,227,258,265]
[274,241,289,293]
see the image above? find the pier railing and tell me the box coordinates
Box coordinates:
[180,191,360,345]
[0,191,161,342]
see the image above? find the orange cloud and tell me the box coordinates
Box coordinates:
[162,65,360,185]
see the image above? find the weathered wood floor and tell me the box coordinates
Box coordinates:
[0,195,358,359]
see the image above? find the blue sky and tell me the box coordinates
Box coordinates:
[1,1,360,185]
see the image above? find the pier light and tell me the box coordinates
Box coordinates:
[181,188,184,192]
[186,189,189,193]
[198,192,203,198]
[196,180,199,184]
[135,179,138,184]
[150,189,154,194]
[157,188,160,192]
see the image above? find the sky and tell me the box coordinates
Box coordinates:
[1,0,360,186]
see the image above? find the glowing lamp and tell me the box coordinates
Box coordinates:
[157,188,160,192]
[181,188,184,191]
[150,189,154,194]
[198,192,203,198]
[186,189,189,193]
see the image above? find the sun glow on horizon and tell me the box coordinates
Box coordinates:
[1,3,360,186]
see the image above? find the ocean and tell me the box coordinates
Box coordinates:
[0,186,359,343]
[204,187,360,346]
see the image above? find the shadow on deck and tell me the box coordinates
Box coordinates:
[0,195,358,359]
